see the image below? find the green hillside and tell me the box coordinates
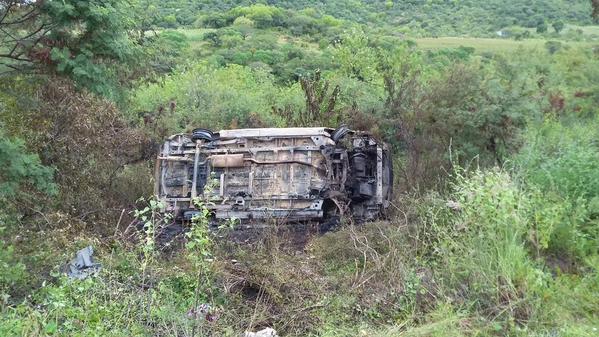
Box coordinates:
[150,0,594,36]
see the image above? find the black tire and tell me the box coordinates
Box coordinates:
[319,215,340,233]
[320,199,342,232]
[191,128,214,142]
[331,125,351,142]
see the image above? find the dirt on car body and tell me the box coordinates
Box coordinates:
[155,126,393,227]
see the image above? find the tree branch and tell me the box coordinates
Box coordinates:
[0,2,16,24]
[1,5,40,26]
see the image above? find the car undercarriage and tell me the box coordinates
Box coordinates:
[155,126,392,227]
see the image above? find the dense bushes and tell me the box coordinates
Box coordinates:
[442,171,541,328]
[1,1,599,336]
[329,34,539,189]
[311,162,598,336]
[3,155,596,336]
[0,257,197,336]
[0,227,27,305]
[0,134,57,201]
[516,118,599,259]
[130,29,599,194]
[1,77,152,224]
[129,64,300,135]
[136,1,593,37]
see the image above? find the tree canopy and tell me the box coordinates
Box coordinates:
[0,0,139,95]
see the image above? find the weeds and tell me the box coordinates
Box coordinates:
[1,119,598,336]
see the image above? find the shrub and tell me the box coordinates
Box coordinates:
[143,30,191,74]
[0,227,28,305]
[516,118,599,259]
[545,41,563,54]
[0,133,57,201]
[2,77,152,225]
[229,5,286,29]
[445,171,537,307]
[129,63,294,134]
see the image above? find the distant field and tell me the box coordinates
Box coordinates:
[565,24,599,35]
[413,37,595,53]
[168,28,598,55]
[172,28,213,42]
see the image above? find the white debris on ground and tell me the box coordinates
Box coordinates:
[243,327,279,337]
[65,246,102,280]
[446,200,462,211]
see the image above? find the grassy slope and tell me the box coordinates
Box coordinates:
[565,24,599,35]
[176,27,599,57]
[413,37,594,52]
[2,4,599,336]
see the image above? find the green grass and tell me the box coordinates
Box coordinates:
[169,28,598,56]
[171,28,214,42]
[413,37,594,53]
[564,24,599,36]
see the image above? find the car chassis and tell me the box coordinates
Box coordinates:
[155,126,392,226]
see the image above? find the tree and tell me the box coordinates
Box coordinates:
[272,70,341,127]
[203,31,222,47]
[0,0,138,95]
[593,0,599,19]
[197,12,231,28]
[162,14,178,28]
[144,30,190,74]
[536,21,548,33]
[130,0,160,44]
[2,77,152,219]
[0,1,48,72]
[552,21,565,33]
[230,5,286,29]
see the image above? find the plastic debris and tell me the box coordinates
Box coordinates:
[243,328,279,337]
[66,246,102,280]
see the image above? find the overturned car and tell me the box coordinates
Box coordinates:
[155,127,393,226]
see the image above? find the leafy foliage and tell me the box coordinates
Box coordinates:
[1,77,152,223]
[272,70,342,127]
[139,0,593,36]
[517,118,599,259]
[0,133,57,200]
[328,33,535,188]
[0,226,27,303]
[0,0,140,97]
[1,1,599,336]
[129,64,298,136]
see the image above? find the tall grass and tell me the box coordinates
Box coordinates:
[516,117,599,259]
[1,118,598,336]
